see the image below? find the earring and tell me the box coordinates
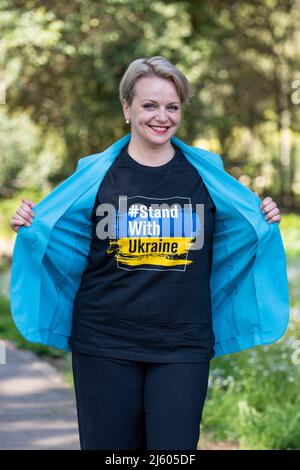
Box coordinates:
[125,119,130,124]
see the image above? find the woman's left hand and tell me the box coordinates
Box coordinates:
[256,194,281,224]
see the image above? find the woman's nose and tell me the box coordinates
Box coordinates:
[156,108,168,121]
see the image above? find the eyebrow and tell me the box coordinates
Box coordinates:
[141,99,181,105]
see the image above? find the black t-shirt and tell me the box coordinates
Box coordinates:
[69,143,216,362]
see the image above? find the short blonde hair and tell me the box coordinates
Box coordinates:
[119,56,193,107]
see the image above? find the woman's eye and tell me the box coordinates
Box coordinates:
[143,104,179,110]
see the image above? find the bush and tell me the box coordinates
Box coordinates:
[280,213,300,257]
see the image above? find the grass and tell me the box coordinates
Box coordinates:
[202,330,300,449]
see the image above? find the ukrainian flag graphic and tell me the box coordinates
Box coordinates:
[107,196,202,271]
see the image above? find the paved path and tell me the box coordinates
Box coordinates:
[0,340,239,450]
[0,340,80,450]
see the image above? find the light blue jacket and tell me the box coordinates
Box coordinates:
[9,132,290,357]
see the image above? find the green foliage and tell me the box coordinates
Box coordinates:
[0,0,299,207]
[280,213,300,257]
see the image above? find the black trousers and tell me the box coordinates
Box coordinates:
[71,349,210,450]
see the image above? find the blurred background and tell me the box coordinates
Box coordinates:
[0,0,300,450]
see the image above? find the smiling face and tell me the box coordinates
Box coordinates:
[122,76,182,147]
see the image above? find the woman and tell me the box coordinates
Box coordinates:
[10,56,287,451]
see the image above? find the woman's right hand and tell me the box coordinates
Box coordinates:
[10,198,35,233]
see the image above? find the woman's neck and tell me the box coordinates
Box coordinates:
[127,138,175,167]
